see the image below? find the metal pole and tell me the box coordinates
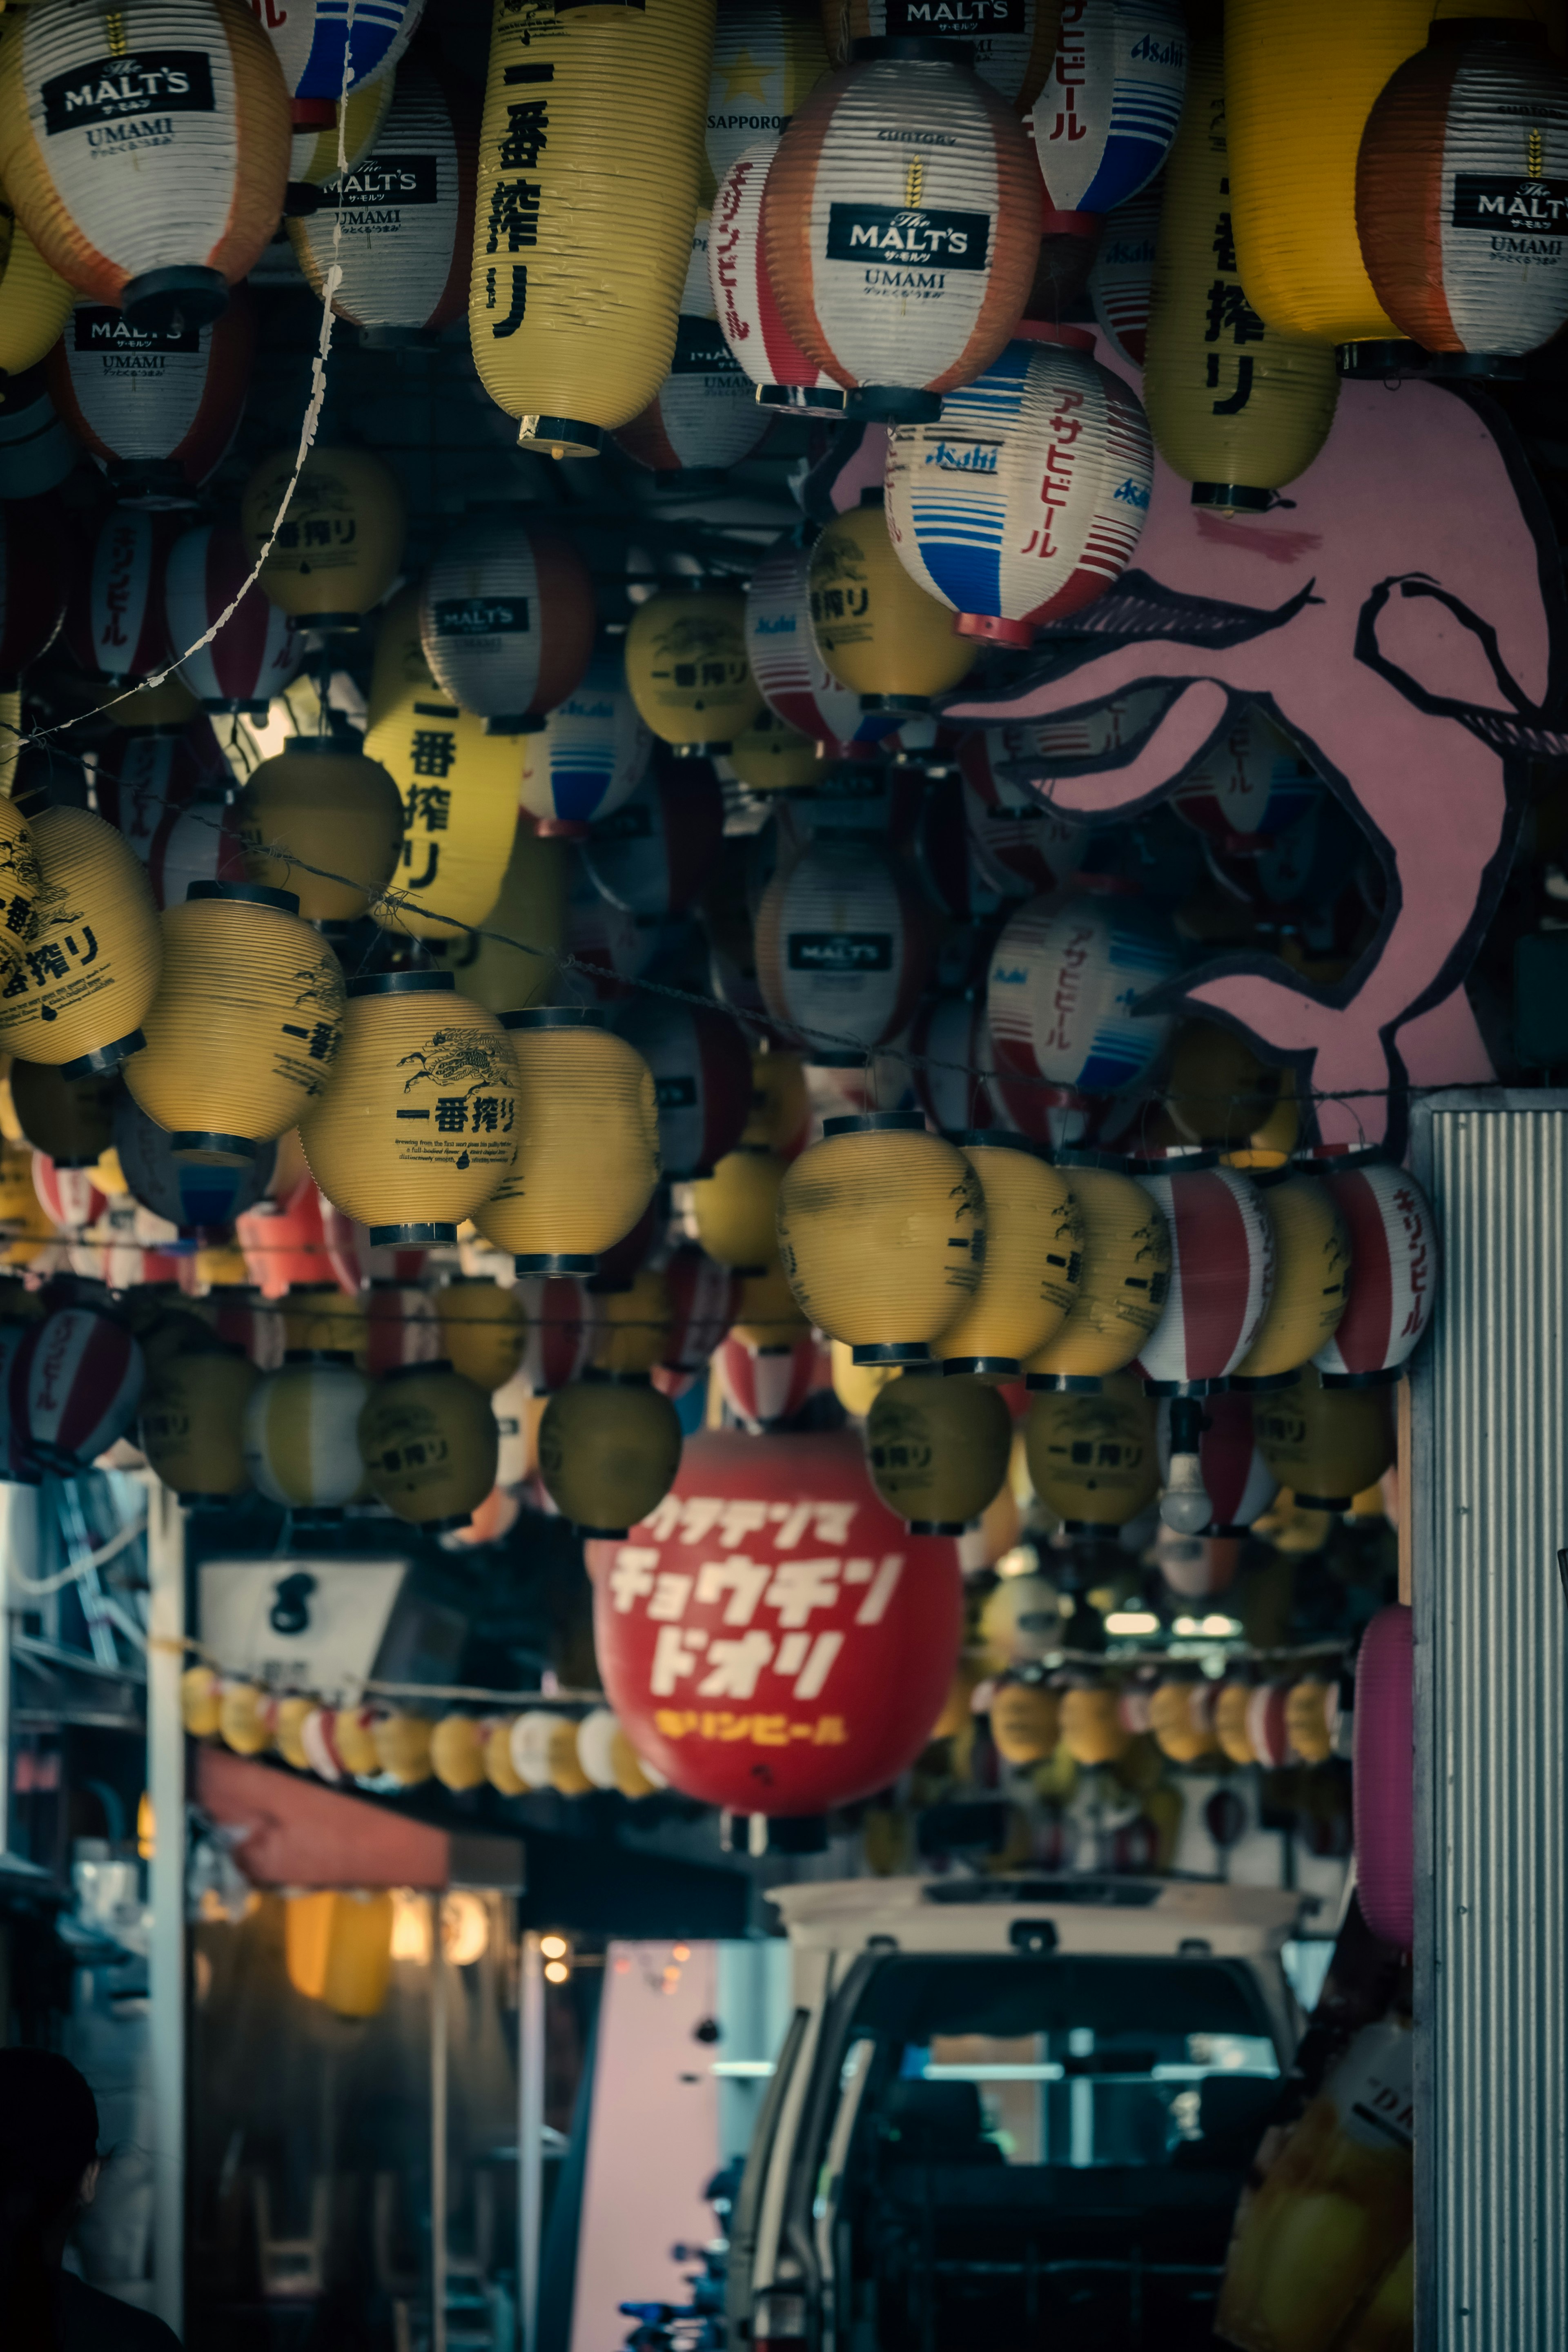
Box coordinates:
[519,1931,545,2352]
[432,1896,448,2352]
[145,1477,186,2340]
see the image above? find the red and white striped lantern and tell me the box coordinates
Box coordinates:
[1354,1604,1413,1950]
[1157,1388,1276,1535]
[661,1242,741,1378]
[31,1156,109,1234]
[744,535,892,751]
[144,796,245,911]
[1134,1155,1274,1391]
[964,686,1172,796]
[1312,1163,1439,1388]
[960,748,1093,899]
[715,1327,820,1430]
[67,507,172,684]
[48,285,255,503]
[419,510,595,736]
[580,755,725,923]
[909,991,1018,1138]
[164,523,301,714]
[236,1172,332,1297]
[0,496,68,682]
[363,1280,441,1376]
[615,998,753,1182]
[289,62,475,344]
[319,1194,425,1291]
[19,1303,144,1469]
[211,1285,285,1370]
[755,837,930,1062]
[708,144,846,415]
[1245,1681,1293,1770]
[615,317,773,475]
[1170,704,1322,857]
[1089,179,1161,368]
[762,51,1039,422]
[96,720,225,866]
[987,890,1180,1103]
[518,1275,599,1394]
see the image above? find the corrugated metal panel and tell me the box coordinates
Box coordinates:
[1410,1093,1568,2350]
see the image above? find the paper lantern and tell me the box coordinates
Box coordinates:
[419,510,595,735]
[959,747,1092,901]
[745,536,892,752]
[1142,27,1340,508]
[243,1350,369,1508]
[708,143,846,414]
[1285,1672,1339,1766]
[472,1007,657,1274]
[659,1242,740,1381]
[521,644,654,837]
[443,817,565,1017]
[284,61,395,193]
[906,993,1011,1139]
[1089,178,1161,367]
[741,1047,812,1159]
[468,0,712,457]
[777,1113,985,1362]
[0,799,39,987]
[615,998,752,1182]
[371,1713,432,1786]
[1029,0,1186,216]
[1054,1679,1126,1766]
[933,1137,1082,1377]
[0,807,161,1076]
[1134,1155,1273,1393]
[1254,1370,1393,1511]
[754,836,929,1062]
[732,1252,811,1347]
[1156,1388,1276,1536]
[706,3,827,196]
[8,1061,115,1169]
[218,1680,269,1755]
[808,500,976,715]
[537,1374,683,1535]
[437,1276,524,1394]
[367,695,524,944]
[116,1089,273,1232]
[140,1336,256,1501]
[1170,705,1322,855]
[48,285,254,502]
[0,495,67,682]
[987,891,1179,1110]
[726,709,822,793]
[1147,1672,1219,1766]
[615,315,774,475]
[590,1266,672,1382]
[241,443,405,627]
[300,972,518,1246]
[236,737,403,924]
[1025,1373,1158,1530]
[126,882,345,1164]
[95,716,223,855]
[0,0,291,332]
[283,1282,367,1363]
[0,195,72,377]
[686,1147,785,1276]
[625,588,762,755]
[358,1360,498,1530]
[713,1325,815,1428]
[1312,1162,1439,1387]
[581,755,724,922]
[164,523,301,715]
[515,1275,600,1393]
[31,1150,108,1240]
[65,505,171,685]
[590,1425,961,1809]
[865,1369,1012,1532]
[290,62,475,344]
[16,1303,144,1468]
[762,50,1038,422]
[180,1663,223,1737]
[1160,1019,1280,1153]
[1232,1173,1352,1391]
[885,323,1153,647]
[258,0,422,136]
[139,794,241,915]
[1355,1603,1413,1950]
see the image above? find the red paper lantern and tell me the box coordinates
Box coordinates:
[1311,1163,1439,1388]
[163,522,302,714]
[363,1280,441,1377]
[1134,1153,1274,1392]
[589,1426,963,1813]
[709,144,846,415]
[661,1243,741,1379]
[715,1329,821,1432]
[1354,1604,1412,1951]
[236,1172,332,1298]
[517,1275,599,1393]
[32,1156,108,1235]
[65,506,172,685]
[19,1304,144,1470]
[47,285,256,503]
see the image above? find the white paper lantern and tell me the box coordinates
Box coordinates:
[755,836,929,1063]
[1029,0,1187,216]
[49,286,254,503]
[614,316,773,476]
[164,523,300,714]
[744,535,895,751]
[987,890,1179,1102]
[521,645,653,837]
[419,508,595,736]
[708,143,846,414]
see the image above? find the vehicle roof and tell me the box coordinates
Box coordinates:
[769,1875,1315,1960]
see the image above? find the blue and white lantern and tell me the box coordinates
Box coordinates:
[744,536,897,751]
[987,889,1179,1104]
[1030,0,1187,218]
[1170,704,1323,857]
[519,646,653,838]
[884,325,1152,648]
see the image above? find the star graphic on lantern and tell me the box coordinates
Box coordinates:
[718,47,770,106]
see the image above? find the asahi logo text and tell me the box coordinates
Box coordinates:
[826,204,989,269]
[42,52,215,135]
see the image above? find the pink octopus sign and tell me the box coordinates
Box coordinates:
[944,343,1567,1151]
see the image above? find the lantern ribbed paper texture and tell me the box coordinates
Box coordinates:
[290,63,475,343]
[960,757,1091,899]
[688,1148,786,1274]
[908,993,1013,1137]
[141,1339,256,1501]
[746,537,888,748]
[444,818,564,1016]
[1142,30,1340,508]
[241,444,405,626]
[935,1138,1082,1376]
[125,884,346,1163]
[299,972,519,1246]
[0,196,72,377]
[1312,1162,1439,1385]
[260,0,424,123]
[705,2,826,197]
[615,998,752,1181]
[0,808,162,1076]
[244,1353,368,1509]
[49,287,253,500]
[825,0,1051,107]
[755,837,929,1062]
[614,317,773,475]
[762,52,1038,420]
[884,327,1152,648]
[625,589,762,752]
[1029,0,1187,214]
[866,1370,1011,1532]
[17,1304,144,1469]
[9,1061,114,1169]
[474,1008,659,1274]
[419,512,594,734]
[369,694,524,942]
[727,708,821,791]
[237,739,403,924]
[662,1241,740,1376]
[538,1376,684,1535]
[1232,1174,1352,1390]
[517,1276,599,1393]
[1355,27,1568,359]
[438,1278,526,1394]
[1026,1164,1170,1388]
[1254,1368,1393,1510]
[468,0,715,458]
[708,144,846,410]
[116,1091,273,1230]
[987,891,1179,1103]
[359,1361,498,1529]
[0,799,40,986]
[1170,704,1321,852]
[1026,1373,1158,1528]
[777,1113,984,1362]
[521,645,653,834]
[165,523,300,714]
[289,72,396,191]
[69,506,169,684]
[808,503,976,711]
[1156,1388,1276,1534]
[1089,178,1161,365]
[0,0,290,330]
[1134,1159,1274,1391]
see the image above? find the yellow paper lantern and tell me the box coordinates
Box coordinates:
[438,1276,526,1392]
[1025,1165,1172,1390]
[180,1664,223,1738]
[431,1713,487,1793]
[358,1361,499,1530]
[1214,1678,1256,1766]
[140,1339,257,1503]
[808,499,976,717]
[0,1142,48,1265]
[1143,27,1340,508]
[0,196,71,376]
[236,739,404,925]
[272,1694,313,1771]
[731,1257,808,1348]
[1060,1682,1131,1768]
[1286,1674,1339,1766]
[592,1265,673,1378]
[1232,1174,1352,1390]
[935,1137,1084,1377]
[285,1890,394,2019]
[777,1113,985,1363]
[740,1049,810,1155]
[243,1352,370,1510]
[989,1680,1061,1767]
[281,1283,366,1363]
[7,1060,116,1169]
[483,1715,527,1795]
[1149,1675,1221,1765]
[1165,1020,1284,1150]
[829,1337,897,1419]
[440,818,565,1016]
[474,1007,658,1273]
[0,806,160,1075]
[1025,1374,1159,1531]
[333,1707,381,1778]
[219,1679,270,1757]
[300,972,519,1247]
[725,708,821,793]
[469,0,714,458]
[610,1723,666,1799]
[0,796,29,960]
[536,1374,683,1535]
[624,587,762,754]
[865,1370,1013,1532]
[241,444,406,628]
[1254,1370,1394,1511]
[371,1711,433,1786]
[688,1146,786,1275]
[126,883,346,1166]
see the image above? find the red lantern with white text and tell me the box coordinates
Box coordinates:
[1312,1163,1439,1388]
[164,523,301,715]
[708,144,846,415]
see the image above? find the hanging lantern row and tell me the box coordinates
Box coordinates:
[975,1657,1347,1775]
